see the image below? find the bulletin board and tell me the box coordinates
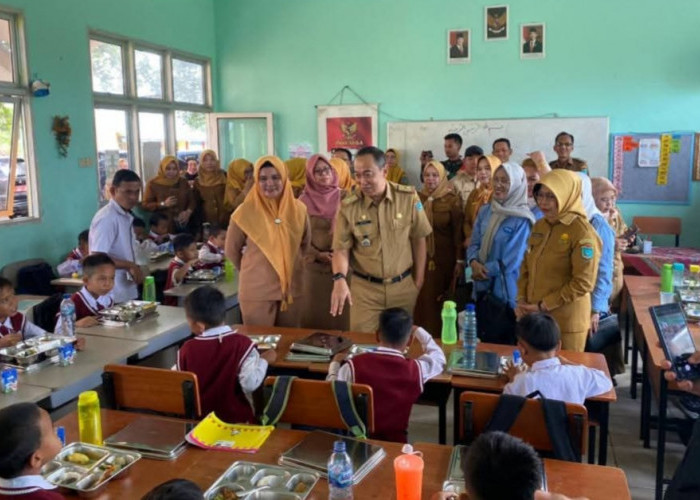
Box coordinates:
[610,132,695,205]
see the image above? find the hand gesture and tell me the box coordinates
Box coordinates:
[76,316,99,328]
[261,349,278,364]
[164,196,178,208]
[0,333,22,348]
[661,349,700,396]
[330,279,352,317]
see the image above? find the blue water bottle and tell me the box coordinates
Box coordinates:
[59,294,76,337]
[328,440,354,499]
[463,304,477,369]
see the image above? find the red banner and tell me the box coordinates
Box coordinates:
[326,116,373,150]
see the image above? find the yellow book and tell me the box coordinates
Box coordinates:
[185,412,274,453]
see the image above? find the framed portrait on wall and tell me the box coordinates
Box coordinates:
[485,5,508,40]
[317,104,378,156]
[447,29,470,64]
[521,23,545,59]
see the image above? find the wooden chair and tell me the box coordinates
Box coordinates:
[458,391,588,460]
[102,364,201,419]
[262,377,374,435]
[633,216,681,247]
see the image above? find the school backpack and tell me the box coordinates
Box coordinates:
[15,262,57,296]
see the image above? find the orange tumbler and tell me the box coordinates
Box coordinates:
[394,444,424,500]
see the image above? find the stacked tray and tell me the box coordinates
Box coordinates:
[442,444,467,494]
[247,335,281,351]
[0,335,77,367]
[41,443,140,497]
[185,269,223,284]
[98,300,158,327]
[676,288,700,322]
[205,461,319,500]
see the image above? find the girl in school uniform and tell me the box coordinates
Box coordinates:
[298,154,348,330]
[193,149,230,228]
[223,158,253,214]
[330,157,356,195]
[413,161,464,336]
[284,158,307,198]
[463,155,500,245]
[142,155,196,234]
[384,148,409,184]
[226,156,311,327]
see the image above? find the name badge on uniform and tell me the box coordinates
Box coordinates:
[361,236,371,247]
[356,220,372,226]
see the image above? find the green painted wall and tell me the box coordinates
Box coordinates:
[0,0,216,267]
[214,0,700,247]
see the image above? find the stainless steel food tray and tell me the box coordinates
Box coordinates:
[205,461,319,500]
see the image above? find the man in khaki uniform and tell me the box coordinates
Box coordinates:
[549,132,588,173]
[331,146,433,333]
[449,145,482,210]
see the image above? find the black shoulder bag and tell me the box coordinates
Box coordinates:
[475,259,517,345]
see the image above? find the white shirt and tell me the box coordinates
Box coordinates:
[503,357,613,405]
[1,314,46,339]
[326,326,446,383]
[199,242,224,264]
[55,286,113,333]
[0,474,57,493]
[89,199,139,302]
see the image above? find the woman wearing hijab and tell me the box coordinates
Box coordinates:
[521,151,551,221]
[467,163,535,343]
[223,158,254,214]
[413,161,464,335]
[330,157,356,195]
[299,154,348,329]
[285,158,307,197]
[142,155,195,233]
[193,149,230,228]
[463,155,500,245]
[516,170,601,352]
[226,156,310,327]
[385,148,409,184]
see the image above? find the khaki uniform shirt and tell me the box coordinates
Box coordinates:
[333,182,432,278]
[517,216,601,333]
[449,172,477,210]
[549,158,588,173]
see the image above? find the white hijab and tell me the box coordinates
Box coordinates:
[479,162,536,262]
[577,172,603,220]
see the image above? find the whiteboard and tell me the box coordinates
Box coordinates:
[387,116,609,186]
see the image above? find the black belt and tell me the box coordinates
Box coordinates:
[353,268,412,285]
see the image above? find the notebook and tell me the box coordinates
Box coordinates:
[185,412,274,453]
[279,430,385,484]
[103,416,189,460]
[289,332,353,356]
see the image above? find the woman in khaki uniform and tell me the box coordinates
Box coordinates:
[516,169,601,352]
[284,158,307,198]
[463,155,500,245]
[414,161,464,336]
[142,155,195,233]
[193,149,230,228]
[299,154,348,330]
[223,158,253,214]
[226,155,310,327]
[330,157,356,195]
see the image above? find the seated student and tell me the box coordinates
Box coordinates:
[55,254,115,333]
[141,479,203,500]
[198,225,226,268]
[132,217,148,243]
[0,403,64,499]
[327,307,446,443]
[176,286,276,422]
[143,213,173,251]
[164,234,200,306]
[57,230,89,277]
[0,278,48,348]
[504,313,612,405]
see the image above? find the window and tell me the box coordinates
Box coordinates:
[0,11,38,222]
[90,33,211,200]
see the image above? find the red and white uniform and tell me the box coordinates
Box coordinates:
[67,247,84,261]
[198,241,224,268]
[164,257,187,306]
[55,287,113,333]
[176,326,268,423]
[0,312,46,340]
[0,475,64,499]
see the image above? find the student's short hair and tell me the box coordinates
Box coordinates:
[555,131,574,145]
[493,138,511,150]
[141,479,204,500]
[0,277,12,292]
[173,233,195,253]
[444,133,463,147]
[132,217,146,229]
[208,225,226,238]
[332,148,352,161]
[521,158,536,170]
[112,169,141,187]
[378,308,413,346]
[516,312,561,351]
[0,403,43,479]
[356,146,386,168]
[78,229,89,244]
[82,253,116,277]
[184,286,226,327]
[149,212,168,227]
[465,431,542,500]
[464,145,484,157]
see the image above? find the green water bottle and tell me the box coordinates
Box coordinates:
[224,259,235,282]
[441,300,458,345]
[142,275,156,302]
[78,390,102,445]
[660,263,673,293]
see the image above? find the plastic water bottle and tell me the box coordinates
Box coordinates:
[224,259,235,282]
[78,390,102,445]
[328,440,353,499]
[440,300,457,345]
[142,276,156,302]
[394,444,423,500]
[463,304,477,369]
[512,349,522,366]
[673,262,685,287]
[690,265,700,288]
[59,294,76,337]
[661,263,673,293]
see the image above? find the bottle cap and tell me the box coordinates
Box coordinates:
[443,300,456,310]
[513,350,522,362]
[690,265,700,273]
[79,390,99,405]
[663,263,672,270]
[144,276,155,284]
[63,293,71,299]
[673,263,685,271]
[333,440,346,453]
[466,303,475,312]
[401,444,414,454]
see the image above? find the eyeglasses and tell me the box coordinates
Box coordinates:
[555,142,573,148]
[313,167,332,176]
[535,192,557,202]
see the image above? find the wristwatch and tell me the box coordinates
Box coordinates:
[332,273,346,282]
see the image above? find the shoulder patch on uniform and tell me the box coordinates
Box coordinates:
[581,246,594,260]
[396,184,416,193]
[342,194,358,205]
[415,200,424,211]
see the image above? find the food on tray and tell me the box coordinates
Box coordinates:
[294,482,309,493]
[66,452,90,465]
[212,488,240,500]
[59,471,82,486]
[256,475,281,487]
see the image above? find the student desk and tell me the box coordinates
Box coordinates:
[163,275,239,310]
[448,343,617,466]
[50,277,82,293]
[76,305,191,359]
[20,336,146,408]
[53,410,631,500]
[0,385,51,410]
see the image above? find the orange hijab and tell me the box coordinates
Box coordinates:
[284,158,307,190]
[330,157,356,192]
[385,148,406,184]
[197,149,227,187]
[152,155,180,187]
[420,161,453,263]
[231,156,308,308]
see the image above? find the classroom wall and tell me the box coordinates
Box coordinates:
[0,0,216,267]
[214,0,700,247]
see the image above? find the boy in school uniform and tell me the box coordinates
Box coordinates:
[142,213,173,253]
[0,278,49,348]
[54,254,115,332]
[57,230,89,277]
[198,225,226,269]
[0,403,64,499]
[164,234,200,306]
[327,307,446,443]
[503,312,612,405]
[176,286,276,422]
[132,217,148,243]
